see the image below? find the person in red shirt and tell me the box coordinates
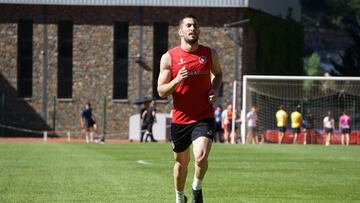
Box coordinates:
[157,14,222,203]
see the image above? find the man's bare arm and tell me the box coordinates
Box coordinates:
[157,53,188,98]
[80,117,84,128]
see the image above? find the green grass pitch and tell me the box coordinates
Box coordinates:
[0,142,359,203]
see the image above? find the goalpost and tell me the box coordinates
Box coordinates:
[241,75,360,144]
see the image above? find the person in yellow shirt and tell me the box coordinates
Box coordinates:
[291,106,302,144]
[276,105,288,144]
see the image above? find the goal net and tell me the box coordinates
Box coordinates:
[241,75,360,144]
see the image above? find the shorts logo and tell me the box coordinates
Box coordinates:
[207,129,215,137]
[199,56,207,64]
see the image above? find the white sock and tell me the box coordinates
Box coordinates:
[192,176,202,191]
[90,132,94,142]
[85,135,89,143]
[175,191,185,203]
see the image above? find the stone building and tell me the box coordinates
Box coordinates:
[0,0,301,139]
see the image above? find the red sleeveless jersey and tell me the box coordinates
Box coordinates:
[168,45,214,124]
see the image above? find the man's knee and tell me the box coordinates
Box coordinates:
[194,151,208,166]
[175,154,190,166]
[174,159,190,170]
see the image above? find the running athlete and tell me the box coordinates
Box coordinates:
[276,105,288,144]
[339,111,351,146]
[157,14,222,203]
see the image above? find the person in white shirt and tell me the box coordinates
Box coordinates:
[246,106,258,144]
[323,111,335,146]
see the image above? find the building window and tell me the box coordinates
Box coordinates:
[17,19,33,98]
[153,22,168,99]
[113,22,129,99]
[57,21,73,99]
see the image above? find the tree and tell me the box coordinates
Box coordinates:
[348,0,360,26]
[330,27,360,76]
[301,0,360,76]
[304,52,323,76]
[303,53,324,99]
[301,0,360,29]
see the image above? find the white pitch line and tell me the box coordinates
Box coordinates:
[137,160,150,165]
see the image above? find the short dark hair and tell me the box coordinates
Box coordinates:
[179,14,199,26]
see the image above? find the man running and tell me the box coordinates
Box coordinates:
[157,14,222,203]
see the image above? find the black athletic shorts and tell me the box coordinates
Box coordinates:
[227,122,239,132]
[85,119,95,129]
[325,128,333,133]
[277,127,286,133]
[248,127,258,133]
[214,122,222,132]
[341,128,351,134]
[292,127,301,133]
[171,118,215,153]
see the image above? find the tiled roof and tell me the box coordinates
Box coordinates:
[0,0,248,7]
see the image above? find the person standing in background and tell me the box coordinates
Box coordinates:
[339,111,351,146]
[246,106,258,144]
[302,110,315,145]
[80,102,99,143]
[290,106,302,144]
[276,105,288,144]
[323,111,335,146]
[221,104,232,144]
[140,100,151,142]
[214,106,223,143]
[142,100,158,142]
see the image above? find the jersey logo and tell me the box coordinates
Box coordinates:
[178,58,186,65]
[199,56,207,64]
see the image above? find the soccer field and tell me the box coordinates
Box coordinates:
[0,142,359,203]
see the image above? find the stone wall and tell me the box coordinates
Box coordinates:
[0,4,257,139]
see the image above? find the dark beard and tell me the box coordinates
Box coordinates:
[184,36,198,45]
